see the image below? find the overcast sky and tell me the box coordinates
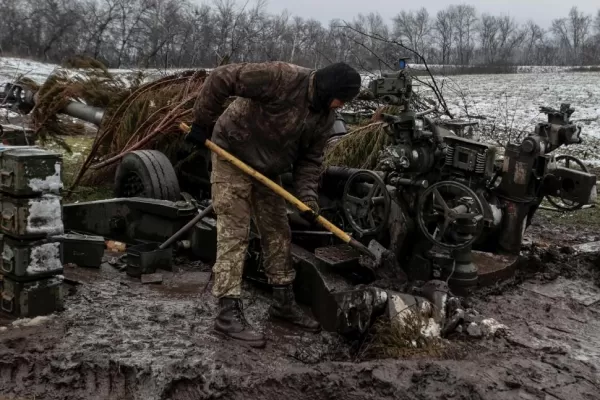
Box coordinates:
[195,0,598,29]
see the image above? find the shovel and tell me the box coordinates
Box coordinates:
[179,122,391,267]
[125,204,215,277]
[158,204,214,250]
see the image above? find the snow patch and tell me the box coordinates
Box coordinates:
[404,63,600,74]
[572,241,600,253]
[0,326,7,332]
[12,315,54,327]
[467,322,483,337]
[27,162,63,193]
[26,195,64,235]
[421,318,441,338]
[480,318,509,337]
[0,109,20,119]
[26,242,62,275]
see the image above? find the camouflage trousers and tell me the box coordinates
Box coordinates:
[210,153,295,298]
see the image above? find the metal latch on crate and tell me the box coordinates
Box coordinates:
[1,210,15,232]
[0,169,13,187]
[1,250,14,274]
[1,293,14,313]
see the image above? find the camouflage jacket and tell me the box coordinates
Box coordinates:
[192,61,335,202]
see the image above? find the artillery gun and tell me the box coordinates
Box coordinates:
[339,58,597,290]
[0,67,596,335]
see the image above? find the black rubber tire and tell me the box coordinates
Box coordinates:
[114,150,181,201]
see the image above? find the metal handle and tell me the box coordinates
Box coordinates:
[1,210,14,232]
[159,204,214,250]
[1,295,14,313]
[0,170,13,187]
[0,257,12,273]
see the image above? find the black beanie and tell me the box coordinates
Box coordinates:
[314,62,361,110]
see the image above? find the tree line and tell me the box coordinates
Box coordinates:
[0,0,599,70]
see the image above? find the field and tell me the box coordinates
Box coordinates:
[417,72,600,165]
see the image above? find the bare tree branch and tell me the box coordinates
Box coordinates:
[336,22,453,118]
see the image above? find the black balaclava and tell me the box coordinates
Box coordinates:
[313,62,361,111]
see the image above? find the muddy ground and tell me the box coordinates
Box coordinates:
[1,213,600,400]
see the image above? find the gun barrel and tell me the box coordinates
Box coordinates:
[62,101,105,126]
[2,82,106,126]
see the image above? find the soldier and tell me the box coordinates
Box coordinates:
[188,61,361,348]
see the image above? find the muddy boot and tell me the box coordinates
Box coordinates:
[269,285,321,332]
[214,297,266,348]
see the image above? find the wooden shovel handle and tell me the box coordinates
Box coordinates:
[178,122,368,254]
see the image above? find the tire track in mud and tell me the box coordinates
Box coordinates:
[2,227,600,399]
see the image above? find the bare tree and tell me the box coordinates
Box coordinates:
[452,4,477,65]
[496,16,525,63]
[81,0,118,61]
[433,8,455,64]
[1,0,599,71]
[35,0,85,61]
[111,0,149,67]
[479,14,499,64]
[392,8,431,59]
[552,6,592,65]
[521,21,546,65]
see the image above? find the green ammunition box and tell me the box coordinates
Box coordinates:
[0,274,64,318]
[0,235,63,281]
[0,194,64,239]
[0,125,36,146]
[57,233,105,268]
[0,146,63,197]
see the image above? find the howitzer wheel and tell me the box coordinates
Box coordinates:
[114,150,180,201]
[416,181,485,250]
[545,155,589,211]
[342,170,391,237]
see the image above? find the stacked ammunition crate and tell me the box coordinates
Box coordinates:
[0,147,65,318]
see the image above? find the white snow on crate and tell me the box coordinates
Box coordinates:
[27,162,63,193]
[27,242,62,275]
[26,195,64,235]
[0,109,20,119]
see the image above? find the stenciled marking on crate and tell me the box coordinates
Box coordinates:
[26,194,64,235]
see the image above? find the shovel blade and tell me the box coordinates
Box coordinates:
[357,239,388,270]
[359,240,407,283]
[368,240,387,266]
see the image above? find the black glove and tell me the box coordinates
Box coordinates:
[299,199,320,224]
[185,122,211,147]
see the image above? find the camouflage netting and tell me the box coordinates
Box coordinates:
[323,105,408,170]
[25,57,208,190]
[76,68,207,188]
[26,58,439,192]
[324,122,390,170]
[30,56,138,151]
